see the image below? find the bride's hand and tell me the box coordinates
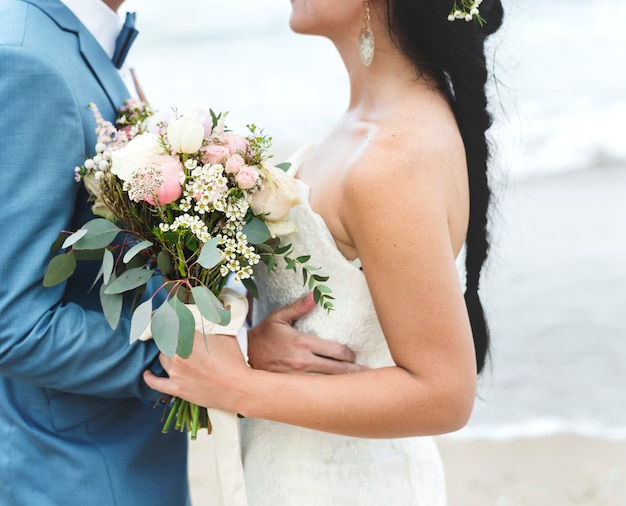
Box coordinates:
[143,330,249,411]
[248,293,368,374]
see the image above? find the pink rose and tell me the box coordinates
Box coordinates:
[202,144,230,165]
[145,155,184,205]
[223,132,249,156]
[225,154,246,175]
[235,165,259,190]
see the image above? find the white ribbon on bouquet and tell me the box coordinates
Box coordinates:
[141,288,249,506]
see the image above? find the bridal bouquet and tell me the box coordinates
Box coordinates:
[44,99,333,439]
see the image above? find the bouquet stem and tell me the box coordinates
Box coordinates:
[159,396,211,438]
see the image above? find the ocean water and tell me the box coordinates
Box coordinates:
[123,0,626,440]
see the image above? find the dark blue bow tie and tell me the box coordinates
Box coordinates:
[112,12,138,69]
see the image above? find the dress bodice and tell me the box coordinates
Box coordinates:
[243,147,446,506]
[252,148,396,369]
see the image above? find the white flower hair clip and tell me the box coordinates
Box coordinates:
[448,0,485,25]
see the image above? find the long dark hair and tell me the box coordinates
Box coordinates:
[384,0,504,373]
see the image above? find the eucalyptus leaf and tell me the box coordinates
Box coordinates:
[170,298,195,359]
[99,281,123,329]
[50,232,71,253]
[43,251,76,287]
[151,301,179,357]
[275,162,292,172]
[102,248,114,285]
[103,268,153,294]
[74,248,105,261]
[129,298,152,344]
[89,263,104,293]
[157,251,174,275]
[61,228,88,249]
[190,285,225,325]
[125,253,146,270]
[72,219,121,250]
[242,216,271,245]
[123,240,153,264]
[197,237,222,269]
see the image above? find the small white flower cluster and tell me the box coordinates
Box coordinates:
[448,0,483,22]
[160,213,210,243]
[158,158,260,281]
[123,165,164,203]
[78,141,112,183]
[179,160,230,216]
[217,230,259,281]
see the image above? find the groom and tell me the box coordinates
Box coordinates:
[0,0,193,504]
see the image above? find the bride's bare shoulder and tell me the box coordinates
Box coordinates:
[345,94,467,201]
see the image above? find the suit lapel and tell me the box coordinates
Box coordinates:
[21,0,130,110]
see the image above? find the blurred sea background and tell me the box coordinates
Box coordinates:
[123,0,626,441]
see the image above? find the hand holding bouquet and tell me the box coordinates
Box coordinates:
[44,100,333,438]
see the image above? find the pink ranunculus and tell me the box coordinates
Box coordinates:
[145,155,184,205]
[235,165,259,190]
[223,132,249,156]
[225,154,246,175]
[146,110,173,136]
[201,144,230,165]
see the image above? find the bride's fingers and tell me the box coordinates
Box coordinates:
[158,352,174,373]
[272,292,316,325]
[307,336,357,363]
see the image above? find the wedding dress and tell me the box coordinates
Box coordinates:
[241,147,447,505]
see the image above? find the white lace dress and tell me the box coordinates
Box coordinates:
[242,150,447,505]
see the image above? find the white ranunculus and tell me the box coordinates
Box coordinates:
[110,133,163,181]
[250,163,300,236]
[167,113,205,154]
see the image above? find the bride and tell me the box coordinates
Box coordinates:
[145,0,504,503]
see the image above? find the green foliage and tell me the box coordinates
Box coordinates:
[274,162,292,173]
[191,285,230,326]
[100,278,123,329]
[43,251,76,287]
[129,298,152,344]
[103,268,154,295]
[242,217,271,245]
[151,301,179,358]
[197,237,222,270]
[170,297,195,359]
[72,219,121,250]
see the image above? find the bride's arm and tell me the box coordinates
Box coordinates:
[144,138,477,438]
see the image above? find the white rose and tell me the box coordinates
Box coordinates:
[266,220,298,238]
[250,163,300,231]
[167,113,205,154]
[110,133,163,181]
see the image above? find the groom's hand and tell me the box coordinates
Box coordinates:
[247,294,368,375]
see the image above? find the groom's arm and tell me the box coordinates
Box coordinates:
[0,47,162,401]
[247,294,368,374]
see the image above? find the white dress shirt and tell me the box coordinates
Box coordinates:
[59,0,138,97]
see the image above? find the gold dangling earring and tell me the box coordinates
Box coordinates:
[359,0,375,66]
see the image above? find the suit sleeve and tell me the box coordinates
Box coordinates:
[0,46,164,401]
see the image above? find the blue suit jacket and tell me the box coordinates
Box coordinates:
[0,1,190,504]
